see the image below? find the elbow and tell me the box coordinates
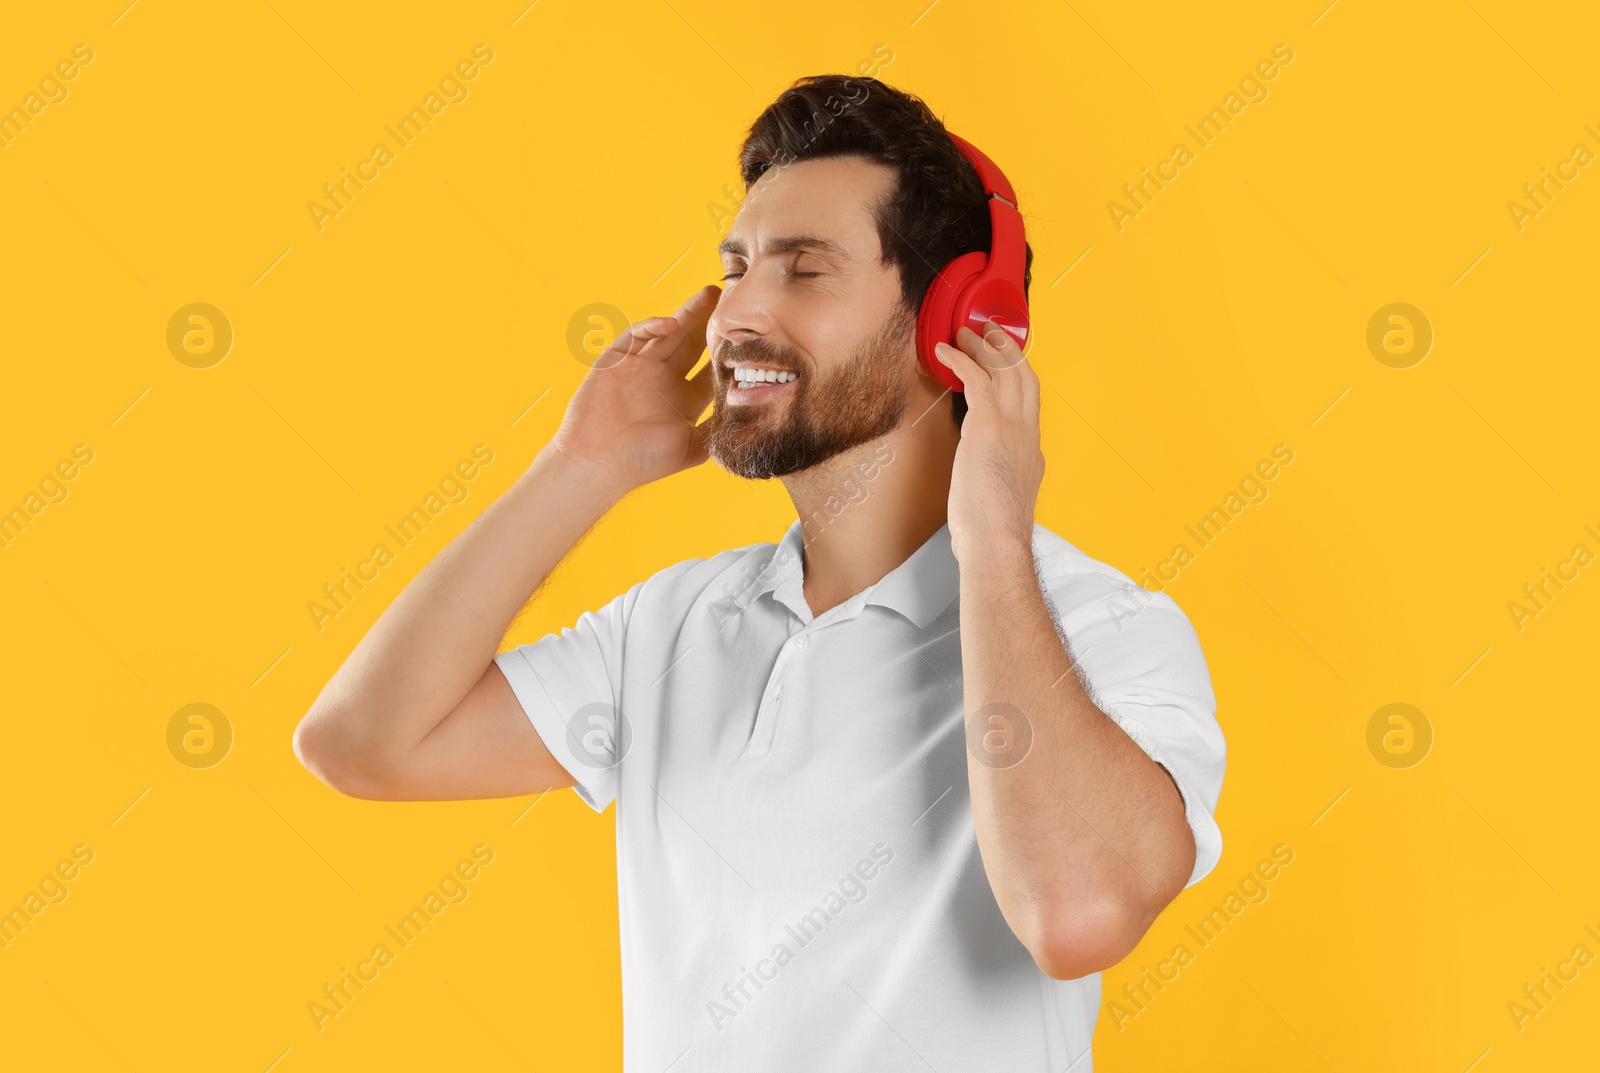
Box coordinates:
[292,710,387,800]
[1025,897,1150,981]
[1025,833,1194,980]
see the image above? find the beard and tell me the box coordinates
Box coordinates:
[704,306,914,480]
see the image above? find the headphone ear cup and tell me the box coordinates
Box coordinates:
[916,251,988,392]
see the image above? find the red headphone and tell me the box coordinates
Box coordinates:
[915,132,1030,392]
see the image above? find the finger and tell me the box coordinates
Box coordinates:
[1016,344,1041,425]
[980,321,1029,372]
[976,320,1030,411]
[629,289,712,365]
[661,285,722,370]
[612,285,721,365]
[952,325,996,371]
[1017,343,1040,424]
[684,424,711,469]
[956,325,1022,413]
[934,340,994,404]
[599,315,675,365]
[631,314,687,358]
[676,282,721,320]
[944,330,992,382]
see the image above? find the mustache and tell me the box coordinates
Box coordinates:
[717,337,804,373]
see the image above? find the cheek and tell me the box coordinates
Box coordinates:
[793,301,873,365]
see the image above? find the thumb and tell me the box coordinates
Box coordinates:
[685,417,713,467]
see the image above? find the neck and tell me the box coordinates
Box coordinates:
[779,399,960,618]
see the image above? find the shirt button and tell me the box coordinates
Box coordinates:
[794,635,809,648]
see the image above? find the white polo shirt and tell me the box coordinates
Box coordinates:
[494,518,1225,1072]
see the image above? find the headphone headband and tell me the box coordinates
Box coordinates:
[948,132,1017,205]
[914,131,1031,392]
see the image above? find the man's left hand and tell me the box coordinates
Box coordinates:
[934,322,1045,564]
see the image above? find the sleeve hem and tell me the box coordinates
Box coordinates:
[1103,708,1222,890]
[493,647,617,814]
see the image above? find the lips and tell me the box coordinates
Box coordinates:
[726,367,800,404]
[727,378,796,404]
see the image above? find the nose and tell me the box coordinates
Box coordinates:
[706,274,776,358]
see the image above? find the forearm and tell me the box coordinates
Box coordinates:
[960,537,1192,976]
[300,443,627,764]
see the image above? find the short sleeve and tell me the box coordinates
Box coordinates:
[1043,570,1226,889]
[493,581,642,814]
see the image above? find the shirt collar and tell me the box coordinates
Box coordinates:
[762,519,961,629]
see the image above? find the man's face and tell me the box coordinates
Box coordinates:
[704,156,919,480]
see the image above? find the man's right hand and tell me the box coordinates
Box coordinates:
[550,284,721,497]
[294,285,723,803]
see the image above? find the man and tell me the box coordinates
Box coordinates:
[294,74,1225,1071]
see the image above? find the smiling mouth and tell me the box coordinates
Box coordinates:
[727,367,800,404]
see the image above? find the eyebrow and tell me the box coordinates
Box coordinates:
[717,234,852,261]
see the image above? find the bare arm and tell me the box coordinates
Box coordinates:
[960,543,1193,980]
[935,325,1194,980]
[293,446,623,800]
[293,285,721,801]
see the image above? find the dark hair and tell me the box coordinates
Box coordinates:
[737,75,1033,428]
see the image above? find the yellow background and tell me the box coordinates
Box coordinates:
[2,1,1596,1069]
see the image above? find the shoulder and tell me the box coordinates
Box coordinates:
[622,537,785,620]
[1028,523,1209,671]
[1029,522,1153,613]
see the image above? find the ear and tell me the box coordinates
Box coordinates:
[895,301,935,380]
[912,337,941,381]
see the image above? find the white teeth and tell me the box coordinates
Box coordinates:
[733,368,797,385]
